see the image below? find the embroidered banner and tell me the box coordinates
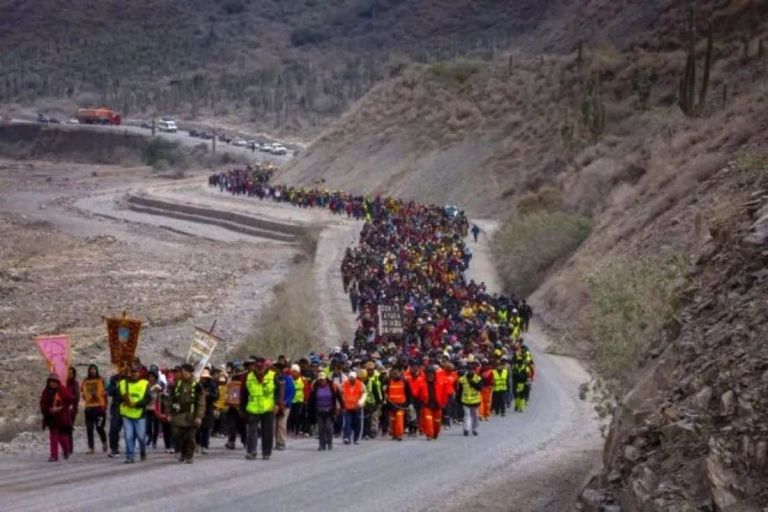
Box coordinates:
[105,316,142,368]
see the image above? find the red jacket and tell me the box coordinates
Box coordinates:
[40,384,73,431]
[414,376,448,409]
[405,370,426,399]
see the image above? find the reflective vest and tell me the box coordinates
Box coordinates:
[342,379,364,411]
[493,369,509,392]
[293,376,304,404]
[365,374,381,406]
[387,379,406,405]
[245,371,276,415]
[459,374,481,405]
[119,379,149,419]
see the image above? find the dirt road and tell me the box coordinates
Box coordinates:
[0,174,601,511]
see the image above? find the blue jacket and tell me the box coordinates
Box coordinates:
[281,375,296,405]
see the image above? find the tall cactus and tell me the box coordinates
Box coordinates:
[678,0,713,117]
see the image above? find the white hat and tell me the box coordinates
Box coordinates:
[348,371,357,379]
[291,364,300,373]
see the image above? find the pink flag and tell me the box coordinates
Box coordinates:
[35,335,70,382]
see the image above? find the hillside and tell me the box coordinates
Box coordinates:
[282,1,768,509]
[0,0,561,136]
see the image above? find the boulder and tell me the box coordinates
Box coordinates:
[721,390,736,416]
[693,386,713,409]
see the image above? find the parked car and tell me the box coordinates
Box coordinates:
[67,118,80,125]
[218,133,232,143]
[37,114,49,123]
[188,129,200,137]
[140,121,152,129]
[48,117,61,124]
[199,132,214,140]
[259,143,274,153]
[230,138,247,147]
[271,144,288,155]
[157,120,178,133]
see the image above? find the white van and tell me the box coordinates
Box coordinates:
[157,119,178,133]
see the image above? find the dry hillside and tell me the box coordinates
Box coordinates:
[282,1,768,509]
[0,0,559,136]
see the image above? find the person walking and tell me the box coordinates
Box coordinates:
[40,373,74,462]
[308,372,340,451]
[224,363,248,450]
[414,366,448,441]
[106,366,127,458]
[171,364,205,463]
[341,371,366,445]
[457,361,483,436]
[118,364,152,463]
[288,364,304,437]
[512,353,533,413]
[196,368,218,454]
[492,360,509,417]
[80,364,108,454]
[362,364,383,439]
[384,366,411,441]
[275,366,295,451]
[241,357,283,460]
[471,223,481,242]
[65,367,79,454]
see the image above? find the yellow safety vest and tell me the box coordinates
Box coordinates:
[245,371,276,415]
[493,369,508,392]
[459,374,481,405]
[119,379,149,419]
[293,376,304,404]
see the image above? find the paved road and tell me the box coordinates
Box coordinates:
[0,186,600,512]
[7,118,293,166]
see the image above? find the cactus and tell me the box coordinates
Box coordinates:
[580,80,606,141]
[560,108,575,148]
[678,1,713,117]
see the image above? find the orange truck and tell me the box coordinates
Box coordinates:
[76,108,122,125]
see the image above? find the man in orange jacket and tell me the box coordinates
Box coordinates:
[404,359,425,436]
[341,371,366,445]
[385,367,411,441]
[414,366,448,440]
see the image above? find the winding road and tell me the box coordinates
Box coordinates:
[0,180,601,512]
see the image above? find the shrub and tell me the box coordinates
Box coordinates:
[493,210,592,297]
[222,0,245,15]
[516,186,563,216]
[237,262,318,359]
[583,253,686,382]
[143,138,186,169]
[290,26,329,46]
[426,61,479,85]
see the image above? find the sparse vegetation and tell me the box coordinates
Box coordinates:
[143,139,187,170]
[583,253,686,382]
[426,61,480,85]
[494,210,592,297]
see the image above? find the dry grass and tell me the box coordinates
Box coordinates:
[494,210,592,297]
[582,253,686,383]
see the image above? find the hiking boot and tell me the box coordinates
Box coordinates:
[140,452,147,461]
[224,442,235,450]
[463,430,469,437]
[472,430,478,436]
[108,451,119,458]
[63,451,70,460]
[343,438,351,445]
[125,458,135,464]
[262,455,270,461]
[245,453,257,460]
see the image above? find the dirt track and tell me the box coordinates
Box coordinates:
[0,160,600,511]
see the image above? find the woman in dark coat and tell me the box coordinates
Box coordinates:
[40,373,74,461]
[66,366,79,453]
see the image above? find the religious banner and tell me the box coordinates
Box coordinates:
[105,315,142,368]
[225,381,242,406]
[378,303,404,336]
[187,327,220,379]
[34,335,70,382]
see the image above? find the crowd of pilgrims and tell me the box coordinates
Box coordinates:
[39,166,535,464]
